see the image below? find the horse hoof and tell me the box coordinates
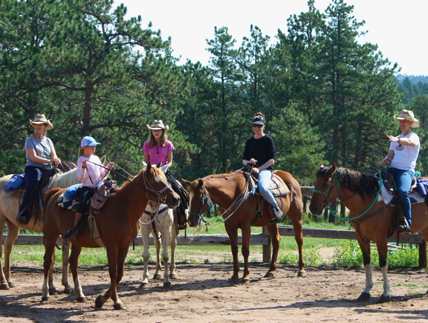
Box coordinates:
[41,296,49,302]
[95,295,105,309]
[113,301,126,310]
[230,277,240,284]
[379,294,392,303]
[138,282,149,289]
[170,274,177,280]
[264,272,275,279]
[298,270,307,277]
[64,286,72,294]
[357,292,371,301]
[7,281,15,288]
[49,288,58,295]
[241,279,250,285]
[153,273,162,280]
[163,281,172,289]
[0,283,10,290]
[76,297,86,303]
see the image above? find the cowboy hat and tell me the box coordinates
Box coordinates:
[29,114,53,130]
[147,120,169,131]
[394,110,420,128]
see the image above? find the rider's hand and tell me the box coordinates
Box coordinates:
[387,135,399,143]
[82,160,87,168]
[248,158,257,165]
[252,167,260,175]
[51,157,61,166]
[107,162,114,170]
[379,158,390,167]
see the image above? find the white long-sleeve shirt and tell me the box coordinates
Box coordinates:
[77,155,109,188]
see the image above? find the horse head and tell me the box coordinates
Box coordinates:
[144,161,180,209]
[182,178,211,227]
[309,163,338,215]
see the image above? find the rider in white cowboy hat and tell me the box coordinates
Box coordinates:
[142,120,188,229]
[380,110,421,233]
[17,114,61,224]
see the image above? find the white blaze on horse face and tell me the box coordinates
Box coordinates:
[189,192,194,211]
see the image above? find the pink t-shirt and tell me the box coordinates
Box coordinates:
[142,140,175,166]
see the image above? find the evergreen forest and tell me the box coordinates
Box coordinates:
[1,0,428,187]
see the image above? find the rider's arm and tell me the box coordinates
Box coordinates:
[258,159,275,171]
[380,150,395,166]
[167,150,173,169]
[26,148,54,164]
[49,145,61,166]
[143,152,150,164]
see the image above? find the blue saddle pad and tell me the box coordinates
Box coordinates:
[64,184,82,200]
[4,174,25,191]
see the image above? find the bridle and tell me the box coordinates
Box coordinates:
[313,170,340,209]
[188,185,213,223]
[143,170,171,204]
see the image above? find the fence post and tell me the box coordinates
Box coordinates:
[418,239,427,268]
[262,226,271,263]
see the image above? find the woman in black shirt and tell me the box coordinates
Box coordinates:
[242,112,283,223]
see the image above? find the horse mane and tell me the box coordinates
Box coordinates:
[202,172,240,181]
[52,168,79,188]
[317,166,379,199]
[120,166,165,189]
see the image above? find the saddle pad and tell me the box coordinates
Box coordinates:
[379,179,425,205]
[255,174,290,197]
[56,194,80,211]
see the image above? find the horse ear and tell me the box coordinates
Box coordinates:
[146,160,152,171]
[182,179,192,187]
[100,155,107,164]
[329,163,337,175]
[197,179,204,187]
[156,161,162,168]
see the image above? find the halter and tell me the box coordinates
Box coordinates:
[188,185,214,219]
[312,168,384,221]
[143,170,171,204]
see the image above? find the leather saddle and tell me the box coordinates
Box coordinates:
[242,167,290,197]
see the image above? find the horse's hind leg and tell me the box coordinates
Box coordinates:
[140,227,151,287]
[161,225,172,288]
[225,222,240,284]
[376,239,391,302]
[265,224,281,279]
[42,233,58,301]
[288,202,306,277]
[356,234,373,301]
[61,239,72,294]
[153,232,162,280]
[1,220,19,289]
[169,224,178,279]
[69,244,85,302]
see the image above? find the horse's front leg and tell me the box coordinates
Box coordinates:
[265,224,281,278]
[225,222,240,284]
[153,231,162,280]
[2,220,19,289]
[139,226,151,287]
[356,234,373,301]
[61,239,72,294]
[241,225,251,283]
[169,224,178,279]
[42,232,58,301]
[69,244,85,302]
[288,209,305,277]
[162,225,172,288]
[376,240,391,302]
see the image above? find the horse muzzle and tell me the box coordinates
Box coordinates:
[188,215,200,227]
[166,195,180,209]
[309,204,323,216]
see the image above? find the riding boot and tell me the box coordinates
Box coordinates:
[270,206,283,224]
[71,212,84,239]
[16,209,31,225]
[398,218,411,233]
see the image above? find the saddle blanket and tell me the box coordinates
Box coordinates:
[56,194,80,210]
[379,179,425,205]
[250,174,290,197]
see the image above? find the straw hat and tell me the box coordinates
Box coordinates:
[29,114,53,130]
[147,120,169,131]
[394,110,420,128]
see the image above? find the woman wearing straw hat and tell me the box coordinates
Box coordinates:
[143,120,188,229]
[16,114,61,224]
[379,110,421,232]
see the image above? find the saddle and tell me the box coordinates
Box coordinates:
[242,167,290,197]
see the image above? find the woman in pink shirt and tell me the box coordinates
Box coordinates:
[143,120,188,228]
[71,136,114,239]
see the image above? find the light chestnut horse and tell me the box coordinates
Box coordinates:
[42,162,180,310]
[0,164,78,291]
[183,170,305,283]
[309,163,428,301]
[139,200,178,288]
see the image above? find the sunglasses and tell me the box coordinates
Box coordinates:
[252,124,263,128]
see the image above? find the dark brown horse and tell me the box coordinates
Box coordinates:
[42,162,180,309]
[183,170,305,283]
[309,163,428,301]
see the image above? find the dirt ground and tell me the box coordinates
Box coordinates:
[1,256,428,323]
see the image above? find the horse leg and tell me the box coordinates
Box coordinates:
[48,251,58,295]
[139,227,151,287]
[95,247,116,310]
[240,225,251,284]
[153,233,162,280]
[225,222,240,284]
[356,235,373,301]
[69,244,85,302]
[169,224,178,279]
[2,220,19,289]
[161,225,172,288]
[376,239,391,302]
[61,239,72,294]
[264,224,281,279]
[112,245,129,310]
[287,204,305,277]
[42,233,58,301]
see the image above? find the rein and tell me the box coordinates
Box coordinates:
[313,168,385,221]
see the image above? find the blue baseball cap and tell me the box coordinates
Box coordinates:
[81,136,101,148]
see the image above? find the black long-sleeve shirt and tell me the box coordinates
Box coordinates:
[243,135,275,170]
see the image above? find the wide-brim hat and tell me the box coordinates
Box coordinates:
[29,114,53,130]
[147,120,169,131]
[394,109,420,128]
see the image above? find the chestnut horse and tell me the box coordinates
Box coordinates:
[183,170,305,283]
[309,163,428,301]
[0,162,78,291]
[42,162,180,310]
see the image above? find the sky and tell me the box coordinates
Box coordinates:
[115,0,428,76]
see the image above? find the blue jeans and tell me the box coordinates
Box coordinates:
[258,169,278,208]
[388,167,414,225]
[18,166,42,216]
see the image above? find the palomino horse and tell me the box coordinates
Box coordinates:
[42,162,180,310]
[309,163,428,301]
[0,163,78,291]
[139,200,178,288]
[183,170,305,283]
